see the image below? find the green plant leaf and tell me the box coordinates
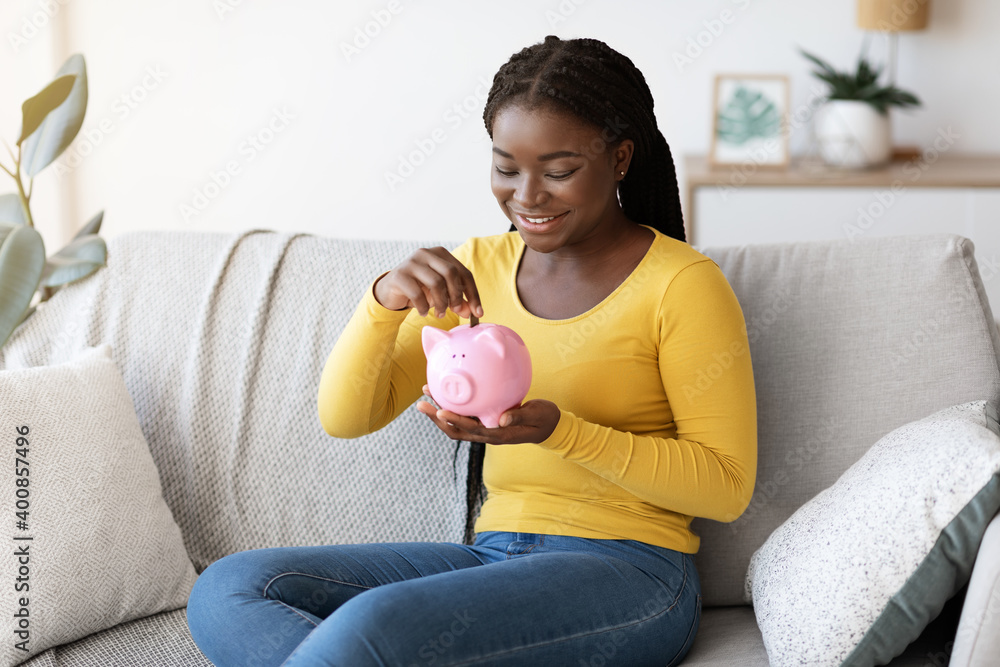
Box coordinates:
[800,46,921,111]
[884,88,921,108]
[0,194,27,225]
[20,54,89,178]
[39,233,106,287]
[855,59,881,88]
[73,209,103,239]
[0,223,45,350]
[799,49,839,80]
[17,74,76,146]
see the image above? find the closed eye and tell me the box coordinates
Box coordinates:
[494,167,577,180]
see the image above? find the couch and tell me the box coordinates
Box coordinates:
[2,228,999,666]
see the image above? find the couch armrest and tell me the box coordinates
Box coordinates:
[951,509,1000,666]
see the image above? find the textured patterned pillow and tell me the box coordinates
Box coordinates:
[0,345,197,666]
[745,400,1000,667]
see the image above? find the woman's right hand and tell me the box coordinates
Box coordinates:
[373,247,483,319]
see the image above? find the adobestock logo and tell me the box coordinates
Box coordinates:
[384,76,492,192]
[872,0,929,31]
[179,107,295,224]
[680,285,794,404]
[544,0,588,29]
[888,258,999,372]
[340,0,405,63]
[52,65,168,180]
[214,0,244,20]
[7,0,69,54]
[552,250,664,363]
[731,415,839,535]
[410,609,477,666]
[842,126,961,242]
[716,81,828,203]
[672,0,756,73]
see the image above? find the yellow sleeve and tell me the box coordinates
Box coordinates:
[316,275,460,439]
[536,260,757,522]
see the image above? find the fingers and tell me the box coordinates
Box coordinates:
[378,247,483,318]
[419,385,555,444]
[415,401,475,439]
[418,247,482,318]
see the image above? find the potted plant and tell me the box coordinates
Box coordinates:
[0,54,106,351]
[800,48,921,169]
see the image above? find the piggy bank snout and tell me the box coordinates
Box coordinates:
[436,371,474,405]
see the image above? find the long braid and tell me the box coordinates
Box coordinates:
[458,36,685,544]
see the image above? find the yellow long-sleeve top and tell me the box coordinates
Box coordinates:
[318,227,757,553]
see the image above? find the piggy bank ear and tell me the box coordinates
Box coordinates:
[422,326,451,357]
[474,327,506,359]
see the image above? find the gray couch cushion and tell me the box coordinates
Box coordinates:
[692,234,1000,605]
[19,609,210,667]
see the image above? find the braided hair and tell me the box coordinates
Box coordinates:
[484,34,686,242]
[458,36,687,545]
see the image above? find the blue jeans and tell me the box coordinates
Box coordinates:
[186,532,701,666]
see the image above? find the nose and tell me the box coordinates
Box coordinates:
[437,371,474,405]
[512,174,549,209]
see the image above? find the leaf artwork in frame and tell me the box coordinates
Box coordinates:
[710,74,790,169]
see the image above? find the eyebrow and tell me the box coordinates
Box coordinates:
[492,147,583,162]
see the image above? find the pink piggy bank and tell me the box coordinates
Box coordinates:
[422,323,532,428]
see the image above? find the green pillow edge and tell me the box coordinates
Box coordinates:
[843,473,1000,666]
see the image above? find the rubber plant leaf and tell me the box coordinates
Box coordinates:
[16,74,76,146]
[73,209,103,239]
[40,233,107,288]
[0,223,45,350]
[20,54,88,177]
[0,194,27,225]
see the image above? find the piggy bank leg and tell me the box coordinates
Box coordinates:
[479,411,503,429]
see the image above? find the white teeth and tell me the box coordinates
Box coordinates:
[525,216,556,224]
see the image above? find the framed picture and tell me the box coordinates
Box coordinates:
[710,74,790,169]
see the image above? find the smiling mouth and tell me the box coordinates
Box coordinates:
[515,211,569,225]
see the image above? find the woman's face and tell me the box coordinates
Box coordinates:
[490,104,633,255]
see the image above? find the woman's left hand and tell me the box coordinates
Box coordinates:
[416,385,561,444]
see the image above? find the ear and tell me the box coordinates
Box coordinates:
[613,138,634,182]
[422,326,451,357]
[474,327,506,359]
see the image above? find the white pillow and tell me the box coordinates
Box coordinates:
[1,344,197,666]
[745,400,1000,667]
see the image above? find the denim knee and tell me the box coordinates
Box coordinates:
[186,555,232,642]
[186,551,264,643]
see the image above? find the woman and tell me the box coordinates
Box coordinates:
[187,35,756,666]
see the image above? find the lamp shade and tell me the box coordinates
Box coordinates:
[857,0,929,31]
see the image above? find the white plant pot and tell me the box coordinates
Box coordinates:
[814,100,892,169]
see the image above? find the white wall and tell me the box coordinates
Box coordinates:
[0,0,69,247]
[1,0,998,249]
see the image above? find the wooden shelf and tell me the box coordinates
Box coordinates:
[683,153,1000,244]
